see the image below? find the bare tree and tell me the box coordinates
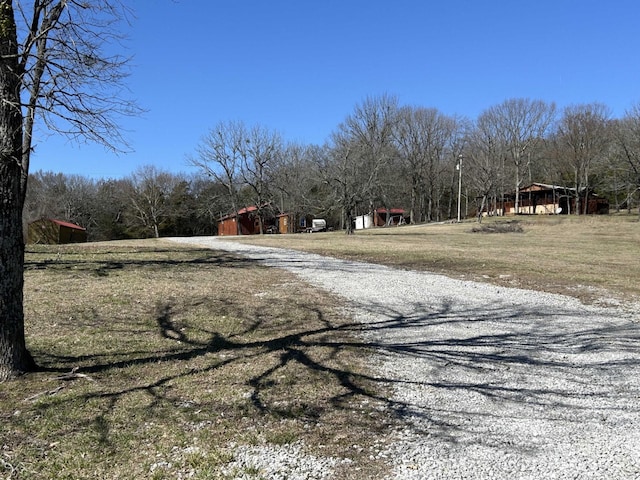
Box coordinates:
[269,142,328,223]
[479,99,556,214]
[241,124,282,233]
[393,106,464,223]
[1,0,139,380]
[62,174,99,228]
[327,94,398,232]
[23,171,97,231]
[465,114,506,221]
[554,103,611,214]
[191,121,282,234]
[191,121,248,234]
[91,178,131,240]
[322,134,361,233]
[393,106,432,224]
[23,170,68,222]
[188,175,228,235]
[125,165,178,238]
[611,104,640,218]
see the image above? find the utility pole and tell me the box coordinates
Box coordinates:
[457,154,463,222]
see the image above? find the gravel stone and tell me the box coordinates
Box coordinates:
[169,237,640,479]
[221,442,347,479]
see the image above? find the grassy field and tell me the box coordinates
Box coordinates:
[2,214,638,479]
[230,214,640,305]
[2,242,393,479]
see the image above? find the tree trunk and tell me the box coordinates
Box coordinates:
[410,176,418,225]
[573,167,581,215]
[345,199,354,234]
[514,166,521,215]
[345,213,354,234]
[0,166,35,380]
[477,194,487,223]
[1,1,36,380]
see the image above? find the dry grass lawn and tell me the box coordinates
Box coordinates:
[230,214,640,306]
[1,242,393,479]
[2,214,638,478]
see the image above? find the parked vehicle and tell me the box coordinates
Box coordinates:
[307,218,327,233]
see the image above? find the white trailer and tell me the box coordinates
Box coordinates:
[307,218,327,233]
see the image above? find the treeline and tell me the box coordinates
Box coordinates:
[26,96,640,240]
[23,167,228,241]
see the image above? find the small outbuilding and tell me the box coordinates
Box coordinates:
[502,183,609,215]
[276,213,323,234]
[356,208,406,230]
[276,213,299,234]
[217,205,277,236]
[373,208,406,226]
[355,214,373,230]
[28,219,87,244]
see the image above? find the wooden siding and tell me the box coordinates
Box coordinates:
[27,219,87,244]
[217,206,271,236]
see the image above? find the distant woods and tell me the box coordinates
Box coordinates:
[28,96,640,240]
[24,167,224,240]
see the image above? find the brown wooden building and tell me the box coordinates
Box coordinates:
[373,208,406,226]
[489,183,609,216]
[276,213,315,234]
[218,205,277,236]
[27,219,88,244]
[276,213,295,234]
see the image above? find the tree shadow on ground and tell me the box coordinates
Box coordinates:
[24,248,255,273]
[30,285,640,453]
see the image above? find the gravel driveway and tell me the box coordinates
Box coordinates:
[169,237,640,479]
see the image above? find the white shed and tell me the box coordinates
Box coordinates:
[355,214,373,230]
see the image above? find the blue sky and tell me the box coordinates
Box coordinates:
[30,0,640,179]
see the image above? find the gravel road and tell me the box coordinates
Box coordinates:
[169,237,640,479]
